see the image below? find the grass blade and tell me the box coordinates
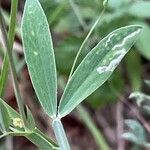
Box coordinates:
[0,0,18,97]
[77,105,110,150]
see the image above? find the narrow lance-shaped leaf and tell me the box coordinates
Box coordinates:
[0,100,10,132]
[58,25,142,117]
[25,106,36,131]
[122,119,147,147]
[22,0,57,117]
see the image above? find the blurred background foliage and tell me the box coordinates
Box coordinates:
[0,0,150,149]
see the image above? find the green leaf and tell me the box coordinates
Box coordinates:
[58,25,142,117]
[125,50,142,91]
[0,99,10,132]
[87,69,124,108]
[122,119,147,147]
[0,99,19,119]
[129,92,150,106]
[26,129,59,150]
[55,37,82,75]
[108,0,124,9]
[133,22,150,59]
[22,0,57,117]
[129,91,150,115]
[128,1,150,18]
[25,106,36,131]
[143,106,150,115]
[145,80,150,88]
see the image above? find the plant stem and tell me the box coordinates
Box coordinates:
[68,5,106,81]
[0,131,29,139]
[0,5,27,128]
[52,118,71,150]
[77,105,110,150]
[0,0,18,96]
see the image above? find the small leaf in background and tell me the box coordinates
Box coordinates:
[142,105,150,115]
[145,80,150,89]
[125,50,142,91]
[128,1,150,18]
[108,0,124,9]
[129,91,150,115]
[129,92,150,107]
[25,106,36,131]
[58,25,142,117]
[22,0,57,117]
[131,22,150,60]
[122,119,150,148]
[55,37,83,75]
[0,99,10,132]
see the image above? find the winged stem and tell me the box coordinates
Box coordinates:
[52,118,71,150]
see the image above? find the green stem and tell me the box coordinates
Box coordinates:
[52,118,71,150]
[0,131,29,139]
[68,5,106,81]
[0,5,27,128]
[0,0,18,96]
[77,105,110,150]
[8,0,18,48]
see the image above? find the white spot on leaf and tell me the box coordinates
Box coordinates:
[31,31,35,36]
[34,51,38,56]
[96,51,99,55]
[29,11,33,14]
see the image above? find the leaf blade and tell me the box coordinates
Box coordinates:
[22,0,57,117]
[25,106,36,131]
[58,25,142,117]
[0,100,10,132]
